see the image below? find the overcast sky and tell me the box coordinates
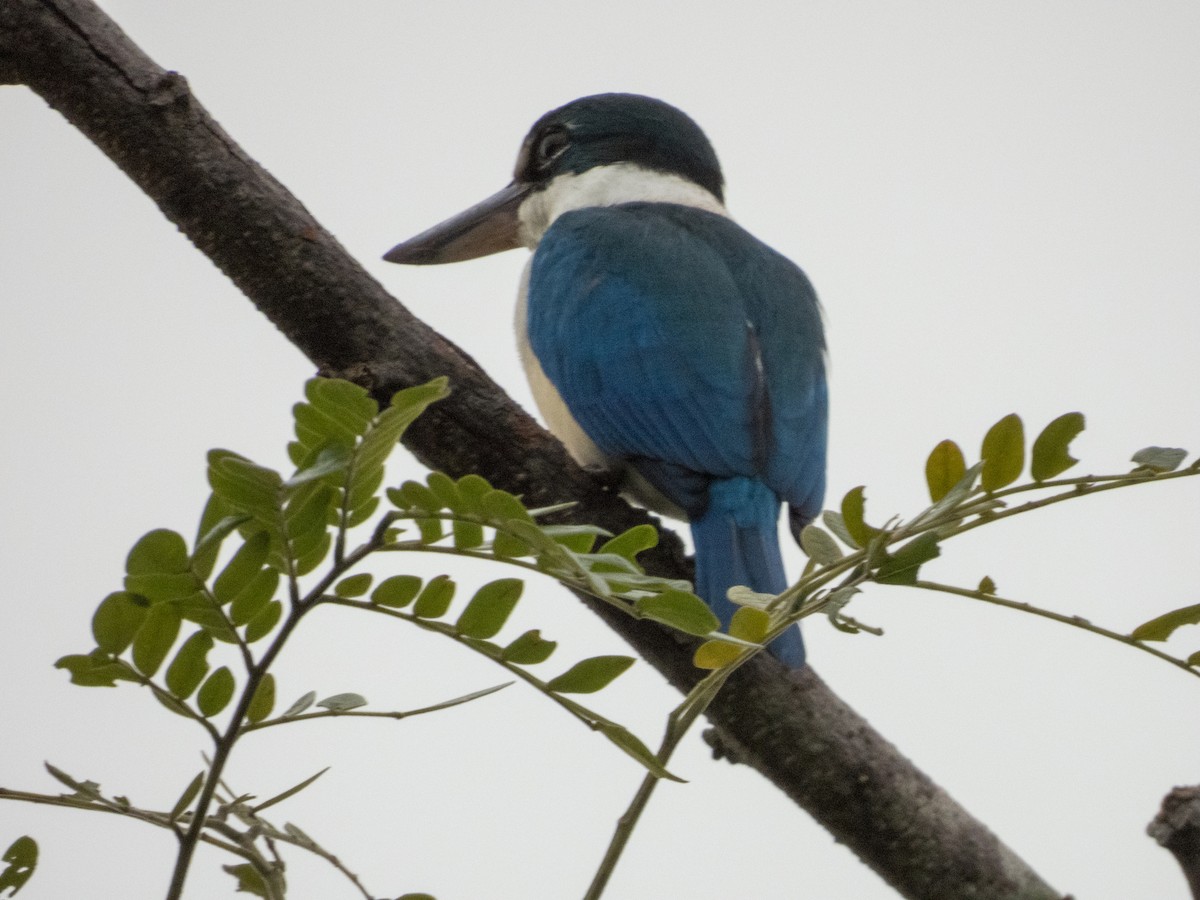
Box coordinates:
[3,2,1200,898]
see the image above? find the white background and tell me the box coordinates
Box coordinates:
[3,2,1199,898]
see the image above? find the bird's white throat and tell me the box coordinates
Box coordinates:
[516,162,728,248]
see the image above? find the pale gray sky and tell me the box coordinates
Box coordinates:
[3,2,1199,898]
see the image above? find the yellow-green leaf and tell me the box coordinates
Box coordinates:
[197,666,236,717]
[455,579,523,639]
[1131,603,1200,642]
[246,673,276,724]
[546,656,634,693]
[635,591,720,636]
[980,413,1024,491]
[840,486,882,547]
[925,440,966,502]
[1030,412,1085,481]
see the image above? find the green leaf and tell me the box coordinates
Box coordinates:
[126,529,190,575]
[396,894,438,900]
[165,631,214,699]
[693,640,743,669]
[123,572,201,604]
[372,575,423,608]
[222,863,268,898]
[244,600,283,643]
[1131,603,1200,642]
[388,480,442,513]
[197,666,236,717]
[425,471,462,512]
[840,486,882,547]
[169,771,205,823]
[246,673,276,724]
[207,451,284,520]
[1132,446,1188,473]
[92,592,149,654]
[334,573,374,598]
[285,443,351,488]
[978,575,997,595]
[502,629,557,665]
[1031,412,1085,481]
[635,591,720,636]
[541,524,605,553]
[453,519,485,549]
[132,604,182,677]
[0,835,37,896]
[317,692,367,712]
[213,531,271,605]
[821,510,857,547]
[229,569,279,626]
[799,525,842,565]
[55,652,136,688]
[1187,651,1200,668]
[546,656,634,694]
[282,690,317,718]
[980,413,1025,491]
[596,722,684,782]
[598,524,658,565]
[876,533,941,586]
[192,492,247,579]
[455,579,523,639]
[413,575,455,619]
[925,440,967,503]
[293,532,333,576]
[455,474,491,512]
[729,606,771,643]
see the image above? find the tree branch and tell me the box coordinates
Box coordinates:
[1149,786,1200,900]
[0,1,1066,896]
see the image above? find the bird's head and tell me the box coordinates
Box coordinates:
[383,93,726,266]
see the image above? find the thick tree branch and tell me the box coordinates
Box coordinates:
[1,1,1066,897]
[1149,786,1200,900]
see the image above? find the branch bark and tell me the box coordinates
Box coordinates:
[1,1,1066,897]
[1149,786,1200,900]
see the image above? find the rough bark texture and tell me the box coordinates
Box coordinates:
[1,1,1068,897]
[1149,786,1200,900]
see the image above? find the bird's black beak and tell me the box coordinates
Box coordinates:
[383,181,531,265]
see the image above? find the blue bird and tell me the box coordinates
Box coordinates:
[384,94,827,667]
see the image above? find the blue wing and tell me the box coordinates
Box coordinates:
[526,202,826,522]
[525,202,827,667]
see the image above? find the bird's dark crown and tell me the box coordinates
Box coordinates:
[513,93,725,202]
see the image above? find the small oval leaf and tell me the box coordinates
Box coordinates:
[980,413,1025,491]
[635,591,720,636]
[246,673,276,724]
[840,486,882,547]
[546,656,634,694]
[197,666,236,717]
[92,592,149,654]
[925,440,967,503]
[502,630,557,665]
[126,529,190,575]
[693,640,743,669]
[1131,603,1200,642]
[1131,446,1188,473]
[244,600,283,643]
[1031,412,1085,481]
[372,575,423,608]
[132,604,182,677]
[282,690,317,718]
[455,579,523,639]
[799,525,843,565]
[334,573,374,598]
[317,692,367,712]
[413,575,455,619]
[165,631,214,699]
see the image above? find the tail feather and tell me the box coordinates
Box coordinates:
[690,478,805,668]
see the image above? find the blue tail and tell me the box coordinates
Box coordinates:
[690,477,806,668]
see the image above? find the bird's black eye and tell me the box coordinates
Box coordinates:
[535,128,569,168]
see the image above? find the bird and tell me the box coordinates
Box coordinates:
[383,93,827,667]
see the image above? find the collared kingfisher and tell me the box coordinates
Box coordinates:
[384,94,827,668]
